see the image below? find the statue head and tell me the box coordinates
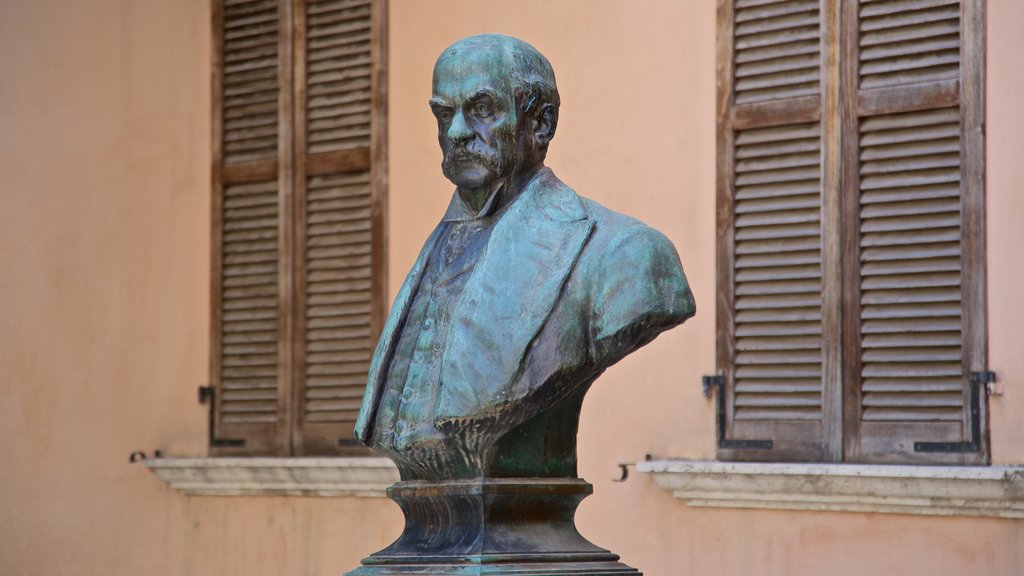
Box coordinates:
[430,34,560,192]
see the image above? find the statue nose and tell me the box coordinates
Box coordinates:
[447,112,473,144]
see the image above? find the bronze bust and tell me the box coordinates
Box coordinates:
[348,34,694,576]
[355,33,694,481]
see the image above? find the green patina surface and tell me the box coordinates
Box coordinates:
[346,33,694,576]
[353,34,695,481]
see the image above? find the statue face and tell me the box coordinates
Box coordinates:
[431,50,523,190]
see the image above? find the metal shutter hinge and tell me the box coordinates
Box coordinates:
[913,371,993,453]
[972,370,1001,396]
[198,385,247,448]
[704,374,773,450]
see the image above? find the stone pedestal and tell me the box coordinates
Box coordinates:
[345,478,640,575]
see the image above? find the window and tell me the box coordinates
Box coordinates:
[716,0,987,464]
[208,0,387,456]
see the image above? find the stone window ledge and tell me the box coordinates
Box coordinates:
[636,460,1024,519]
[143,457,399,497]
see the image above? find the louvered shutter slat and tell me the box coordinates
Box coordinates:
[219,180,280,426]
[856,111,966,426]
[858,0,960,90]
[857,106,967,429]
[733,0,821,104]
[303,171,373,427]
[222,0,279,164]
[733,122,824,424]
[306,0,373,154]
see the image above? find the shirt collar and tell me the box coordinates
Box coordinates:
[441,183,506,222]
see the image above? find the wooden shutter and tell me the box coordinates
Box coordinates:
[292,0,386,455]
[719,0,985,463]
[842,0,987,463]
[210,0,386,456]
[211,0,290,454]
[718,0,843,461]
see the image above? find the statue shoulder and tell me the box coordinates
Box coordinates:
[528,177,691,312]
[574,195,696,326]
[565,195,695,367]
[576,196,680,264]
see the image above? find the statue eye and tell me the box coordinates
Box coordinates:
[472,104,493,118]
[437,109,454,123]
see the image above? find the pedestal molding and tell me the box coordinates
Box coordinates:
[142,457,399,497]
[637,460,1024,519]
[346,477,640,575]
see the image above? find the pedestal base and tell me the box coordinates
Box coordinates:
[345,478,640,576]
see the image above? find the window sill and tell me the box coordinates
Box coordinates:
[636,460,1024,519]
[143,457,399,497]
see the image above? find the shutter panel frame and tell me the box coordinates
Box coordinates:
[842,0,988,465]
[717,0,842,462]
[291,0,385,456]
[210,0,291,455]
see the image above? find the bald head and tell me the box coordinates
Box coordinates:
[434,34,559,118]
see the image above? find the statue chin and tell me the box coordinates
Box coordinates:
[446,165,495,190]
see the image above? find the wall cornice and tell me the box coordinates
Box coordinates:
[637,460,1024,519]
[142,457,398,497]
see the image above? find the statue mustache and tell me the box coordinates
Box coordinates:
[442,147,502,174]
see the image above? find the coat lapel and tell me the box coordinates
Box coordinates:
[435,169,594,422]
[354,225,445,442]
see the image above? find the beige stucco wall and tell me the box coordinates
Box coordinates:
[0,1,1021,575]
[984,0,1024,466]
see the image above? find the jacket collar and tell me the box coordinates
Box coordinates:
[354,168,592,441]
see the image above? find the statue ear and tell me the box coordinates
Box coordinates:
[533,103,557,147]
